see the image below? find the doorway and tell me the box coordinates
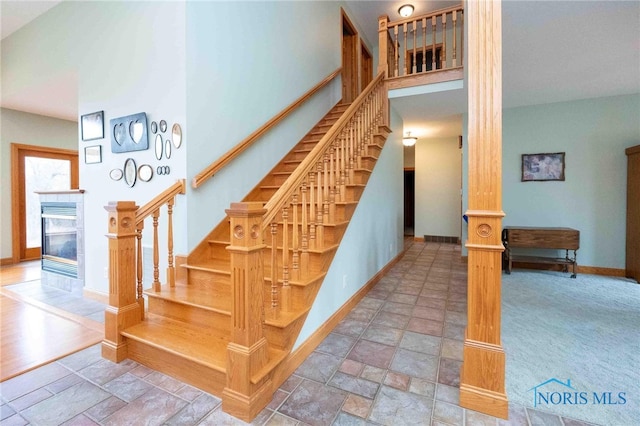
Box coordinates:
[404,169,415,236]
[11,144,79,263]
[341,10,358,103]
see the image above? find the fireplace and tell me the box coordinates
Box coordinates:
[41,202,78,278]
[38,190,85,294]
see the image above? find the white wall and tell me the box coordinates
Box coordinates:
[414,137,462,238]
[296,107,404,348]
[462,94,640,269]
[0,108,78,260]
[184,1,343,250]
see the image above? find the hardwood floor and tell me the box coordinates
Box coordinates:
[0,262,104,382]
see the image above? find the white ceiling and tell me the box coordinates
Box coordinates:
[1,1,639,137]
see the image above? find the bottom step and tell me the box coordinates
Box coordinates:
[122,314,228,396]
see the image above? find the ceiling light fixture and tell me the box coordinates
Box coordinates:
[403,131,417,147]
[398,4,414,18]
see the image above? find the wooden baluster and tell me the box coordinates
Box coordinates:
[270,222,278,312]
[152,209,160,292]
[432,16,437,71]
[442,13,447,69]
[394,25,400,77]
[357,111,364,169]
[103,201,142,363]
[281,206,290,312]
[412,20,417,74]
[308,171,316,250]
[340,131,347,202]
[422,17,427,73]
[300,181,309,278]
[329,145,337,223]
[136,223,144,319]
[323,153,330,225]
[403,22,408,76]
[166,198,175,287]
[291,192,299,281]
[452,10,458,67]
[348,120,355,183]
[316,161,324,248]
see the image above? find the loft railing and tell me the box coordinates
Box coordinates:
[223,73,389,412]
[378,5,464,89]
[102,179,186,361]
[192,68,342,189]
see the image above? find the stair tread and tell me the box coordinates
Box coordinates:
[122,314,228,372]
[182,259,230,274]
[144,284,231,315]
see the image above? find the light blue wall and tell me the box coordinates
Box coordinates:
[0,109,78,260]
[462,94,640,269]
[185,1,344,250]
[296,107,404,348]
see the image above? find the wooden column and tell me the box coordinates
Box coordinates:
[377,15,389,76]
[460,0,508,419]
[222,202,272,422]
[102,201,142,362]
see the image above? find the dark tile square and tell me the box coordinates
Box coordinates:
[279,379,346,426]
[347,340,395,369]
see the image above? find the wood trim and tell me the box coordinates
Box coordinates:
[0,258,14,266]
[271,246,408,390]
[192,68,342,189]
[10,143,79,263]
[262,72,385,228]
[510,262,626,277]
[414,237,424,242]
[386,67,463,91]
[341,8,359,102]
[625,145,640,156]
[83,288,109,304]
[136,179,186,224]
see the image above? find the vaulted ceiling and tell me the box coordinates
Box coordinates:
[2,1,639,139]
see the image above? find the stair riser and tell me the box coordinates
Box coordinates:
[263,276,323,311]
[126,339,226,397]
[262,184,365,201]
[264,316,307,351]
[263,247,336,276]
[147,297,231,333]
[208,243,231,261]
[188,268,231,288]
[279,161,302,172]
[270,203,355,223]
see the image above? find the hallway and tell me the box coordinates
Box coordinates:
[0,243,588,425]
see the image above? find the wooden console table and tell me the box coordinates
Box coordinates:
[502,227,579,278]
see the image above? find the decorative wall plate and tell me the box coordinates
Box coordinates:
[165,139,172,159]
[172,123,182,148]
[151,121,158,134]
[123,158,137,187]
[138,164,153,182]
[159,120,167,133]
[109,168,123,181]
[110,112,149,153]
[155,134,163,160]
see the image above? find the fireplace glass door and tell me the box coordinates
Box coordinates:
[41,203,78,277]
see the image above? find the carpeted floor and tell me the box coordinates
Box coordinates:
[502,270,639,426]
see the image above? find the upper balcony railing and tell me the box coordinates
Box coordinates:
[378,4,464,90]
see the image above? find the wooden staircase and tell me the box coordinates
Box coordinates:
[102,73,390,421]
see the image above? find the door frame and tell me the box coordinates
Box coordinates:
[10,143,79,263]
[360,40,373,93]
[341,9,359,103]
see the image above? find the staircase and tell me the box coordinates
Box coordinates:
[102,73,390,421]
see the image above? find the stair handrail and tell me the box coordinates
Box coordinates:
[192,67,342,189]
[136,179,186,224]
[261,71,386,229]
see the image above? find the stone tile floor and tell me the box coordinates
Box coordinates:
[0,243,595,425]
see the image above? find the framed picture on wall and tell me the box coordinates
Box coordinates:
[85,145,102,164]
[81,111,104,141]
[521,152,565,182]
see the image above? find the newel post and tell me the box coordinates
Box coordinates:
[102,201,142,362]
[378,15,390,76]
[222,202,272,421]
[460,0,508,419]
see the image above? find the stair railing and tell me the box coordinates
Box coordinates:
[223,72,389,419]
[102,179,186,362]
[192,68,342,189]
[378,5,464,80]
